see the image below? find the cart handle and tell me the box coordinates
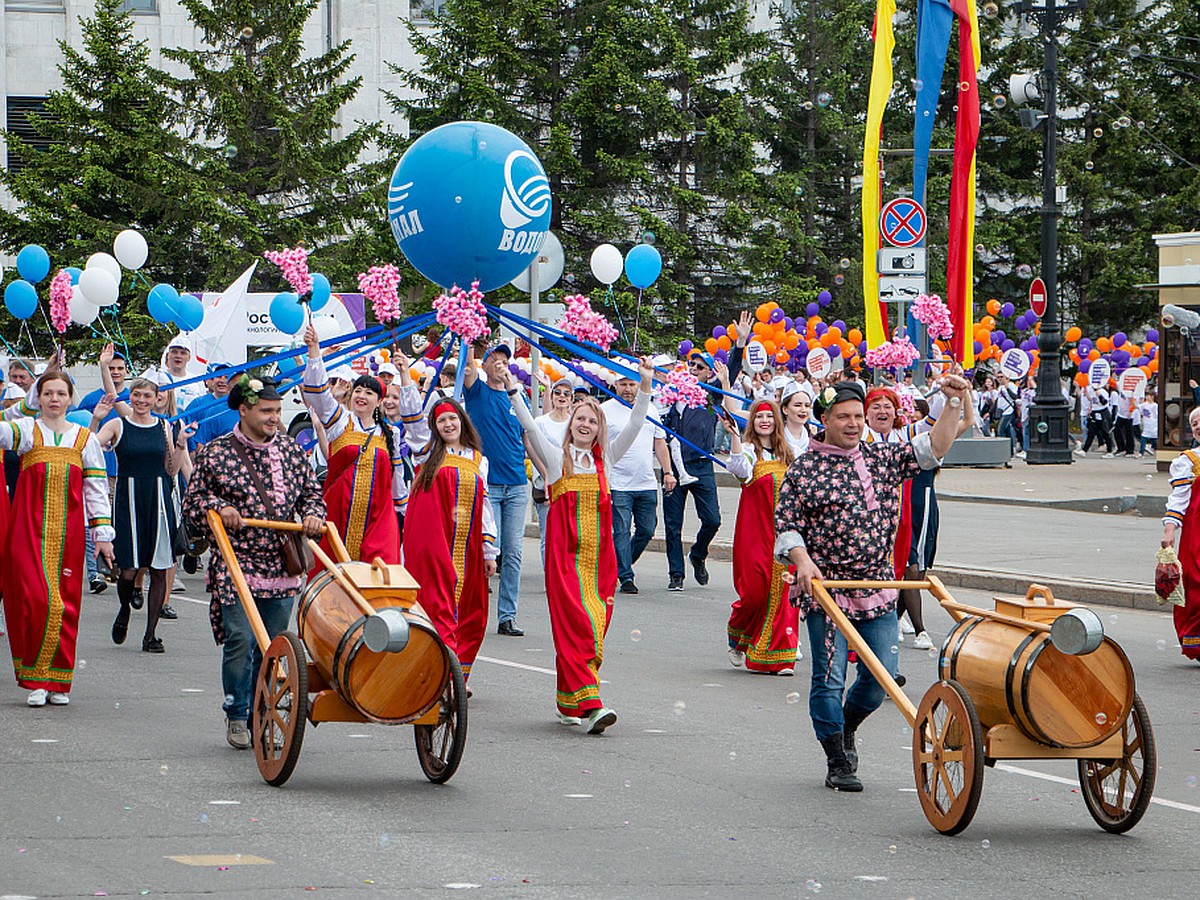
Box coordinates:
[241,517,353,563]
[1025,583,1056,605]
[206,509,273,653]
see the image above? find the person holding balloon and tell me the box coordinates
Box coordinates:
[0,371,115,707]
[504,357,655,734]
[302,324,425,566]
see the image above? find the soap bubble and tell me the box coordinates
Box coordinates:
[1109,614,1118,625]
[959,81,970,92]
[1094,712,1108,726]
[982,2,998,17]
[803,100,814,110]
[728,751,738,761]
[892,81,901,92]
[888,844,897,854]
[642,231,656,245]
[1128,45,1142,59]
[834,274,845,285]
[702,275,713,286]
[1156,639,1167,651]
[1116,116,1132,128]
[566,44,581,62]
[786,691,802,705]
[159,765,169,776]
[976,243,985,254]
[1187,775,1197,788]
[673,700,686,716]
[806,879,823,893]
[114,702,120,710]
[981,839,991,849]
[1094,127,1104,138]
[911,78,925,91]
[993,95,1007,109]
[817,91,832,108]
[928,648,937,658]
[1137,120,1145,129]
[889,644,898,655]
[630,629,642,642]
[1085,161,1095,171]
[377,834,391,849]
[199,813,209,823]
[840,257,851,269]
[1016,264,1033,279]
[484,109,495,120]
[78,659,87,669]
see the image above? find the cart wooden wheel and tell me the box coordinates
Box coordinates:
[912,679,985,836]
[414,650,468,784]
[1078,692,1156,834]
[252,632,308,787]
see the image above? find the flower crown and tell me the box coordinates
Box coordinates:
[236,373,265,406]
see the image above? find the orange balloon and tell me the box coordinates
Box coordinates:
[986,299,1001,316]
[848,328,863,345]
[1126,344,1141,358]
[1065,326,1082,342]
[982,316,996,329]
[1148,358,1159,373]
[1069,349,1080,363]
[775,350,791,363]
[841,343,855,359]
[753,322,767,336]
[807,339,819,350]
[716,335,732,352]
[704,338,719,354]
[1096,336,1112,352]
[726,324,738,340]
[851,355,861,367]
[819,333,835,348]
[1088,349,1101,361]
[762,340,777,356]
[1140,365,1151,377]
[756,304,771,323]
[783,332,799,350]
[1074,372,1088,388]
[827,326,842,340]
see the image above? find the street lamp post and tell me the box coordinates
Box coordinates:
[1023,0,1079,464]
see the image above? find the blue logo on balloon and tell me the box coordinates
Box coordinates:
[388,121,552,292]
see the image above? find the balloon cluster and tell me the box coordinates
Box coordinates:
[589,242,663,290]
[972,297,1041,364]
[557,294,619,351]
[263,246,313,297]
[434,281,491,344]
[702,297,865,373]
[358,264,402,323]
[658,364,708,409]
[501,355,581,389]
[1068,328,1159,388]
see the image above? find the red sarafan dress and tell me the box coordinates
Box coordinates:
[403,450,496,681]
[1171,449,1200,659]
[728,453,799,672]
[545,454,618,717]
[1,420,113,693]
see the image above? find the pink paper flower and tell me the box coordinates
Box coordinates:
[557,294,619,352]
[912,292,954,340]
[658,363,708,409]
[433,281,491,344]
[864,336,920,371]
[357,264,402,323]
[49,269,72,333]
[263,246,313,297]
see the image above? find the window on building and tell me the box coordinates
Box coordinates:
[118,0,158,12]
[4,0,65,10]
[5,97,56,173]
[411,0,446,21]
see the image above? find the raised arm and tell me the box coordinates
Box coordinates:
[927,375,973,460]
[609,358,655,463]
[505,370,557,471]
[98,343,133,417]
[301,324,343,431]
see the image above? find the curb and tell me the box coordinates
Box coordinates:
[522,524,1160,611]
[937,492,1166,517]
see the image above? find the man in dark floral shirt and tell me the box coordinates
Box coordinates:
[774,375,973,791]
[183,375,325,751]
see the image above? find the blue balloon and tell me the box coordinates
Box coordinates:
[817,290,833,307]
[174,294,205,332]
[67,410,94,429]
[309,273,331,311]
[16,244,50,283]
[4,279,39,320]
[65,267,83,285]
[1001,339,1015,351]
[269,292,304,335]
[389,121,552,292]
[805,302,819,318]
[625,244,662,289]
[147,283,181,324]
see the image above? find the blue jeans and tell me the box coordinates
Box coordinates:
[611,489,658,584]
[663,460,721,577]
[535,499,549,566]
[997,413,1016,455]
[488,481,528,625]
[805,608,898,741]
[85,530,98,581]
[221,593,296,722]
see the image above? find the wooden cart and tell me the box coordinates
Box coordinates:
[207,512,467,787]
[811,577,1155,835]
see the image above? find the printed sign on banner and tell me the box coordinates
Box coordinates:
[1089,358,1111,388]
[1119,367,1147,399]
[743,341,770,373]
[805,346,832,380]
[1000,347,1031,380]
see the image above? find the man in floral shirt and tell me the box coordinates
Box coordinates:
[183,375,325,751]
[774,375,972,791]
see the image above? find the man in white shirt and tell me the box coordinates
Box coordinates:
[163,336,207,411]
[603,372,676,594]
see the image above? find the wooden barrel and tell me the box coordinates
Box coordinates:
[938,615,1134,748]
[297,569,450,725]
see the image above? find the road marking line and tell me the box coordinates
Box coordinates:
[171,595,209,606]
[995,763,1200,815]
[166,854,273,866]
[476,655,608,683]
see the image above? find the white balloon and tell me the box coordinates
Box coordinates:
[312,315,340,342]
[112,230,148,270]
[86,251,123,285]
[79,267,119,307]
[69,286,100,326]
[590,243,624,285]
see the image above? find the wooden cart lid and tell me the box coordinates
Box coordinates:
[994,583,1077,624]
[334,559,420,597]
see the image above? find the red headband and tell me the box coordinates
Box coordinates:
[750,399,776,417]
[433,401,457,420]
[865,387,901,411]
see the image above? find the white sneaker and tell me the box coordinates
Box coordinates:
[1103,452,1115,459]
[913,631,934,650]
[796,646,804,661]
[27,689,48,707]
[557,711,583,726]
[585,707,617,735]
[1074,448,1087,457]
[1016,450,1027,459]
[899,616,916,636]
[48,692,70,705]
[777,667,795,676]
[898,627,905,644]
[728,648,745,668]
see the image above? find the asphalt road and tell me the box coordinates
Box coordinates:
[2,540,1199,899]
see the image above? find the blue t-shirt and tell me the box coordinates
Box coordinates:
[185,393,239,450]
[464,379,528,485]
[79,387,128,477]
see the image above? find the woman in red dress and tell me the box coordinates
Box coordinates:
[506,359,654,734]
[719,392,800,674]
[403,398,498,684]
[1162,406,1200,660]
[1,372,115,706]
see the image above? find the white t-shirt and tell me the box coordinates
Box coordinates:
[1139,401,1158,437]
[602,398,664,492]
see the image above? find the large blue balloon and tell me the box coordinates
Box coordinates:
[624,244,662,289]
[4,279,39,320]
[389,121,552,292]
[147,283,181,324]
[16,244,50,283]
[65,266,83,285]
[67,410,94,429]
[174,294,205,332]
[269,291,304,335]
[309,273,331,312]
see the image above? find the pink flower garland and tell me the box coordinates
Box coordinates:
[433,281,491,344]
[358,264,402,323]
[263,246,313,297]
[658,363,708,409]
[557,293,619,352]
[864,336,920,371]
[912,292,954,340]
[49,269,72,334]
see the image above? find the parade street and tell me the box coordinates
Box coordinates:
[2,529,1198,899]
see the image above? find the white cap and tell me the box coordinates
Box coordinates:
[330,365,356,382]
[34,362,48,376]
[770,375,791,392]
[166,336,192,353]
[650,353,674,368]
[377,362,400,378]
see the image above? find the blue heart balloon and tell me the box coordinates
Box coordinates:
[174,294,205,332]
[269,291,304,335]
[389,121,553,292]
[16,244,50,283]
[624,244,662,289]
[4,279,39,320]
[309,273,332,312]
[147,283,181,324]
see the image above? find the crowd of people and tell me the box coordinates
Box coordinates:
[0,309,1186,792]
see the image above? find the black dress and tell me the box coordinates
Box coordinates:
[113,418,179,570]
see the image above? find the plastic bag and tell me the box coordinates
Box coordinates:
[1155,546,1186,608]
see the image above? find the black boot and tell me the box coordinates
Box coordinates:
[842,704,872,775]
[819,734,864,792]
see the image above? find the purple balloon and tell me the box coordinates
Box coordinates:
[783,316,794,331]
[1149,347,1157,359]
[712,325,726,340]
[509,362,520,374]
[678,339,694,356]
[1001,302,1015,317]
[815,322,828,335]
[817,290,833,306]
[993,330,1006,343]
[1079,359,1091,373]
[1001,339,1016,351]
[1113,332,1127,348]
[1146,328,1160,343]
[973,341,983,355]
[806,302,819,317]
[1137,356,1149,366]
[1078,338,1092,352]
[858,340,868,353]
[1015,315,1028,331]
[714,348,729,364]
[1023,338,1038,351]
[769,308,784,324]
[832,320,847,332]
